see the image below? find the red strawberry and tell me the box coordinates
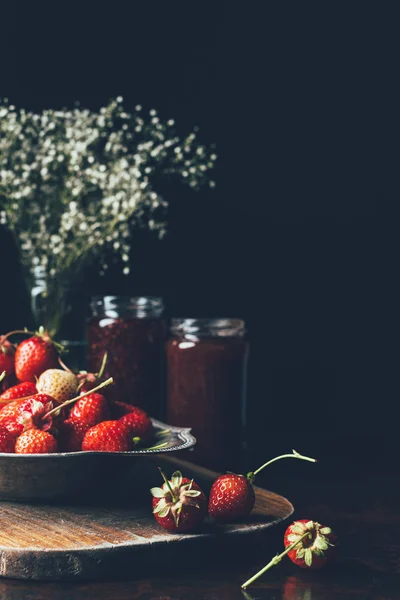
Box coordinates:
[15,428,58,454]
[14,331,59,382]
[241,520,337,589]
[0,337,16,390]
[0,393,54,438]
[151,469,207,533]
[209,450,317,522]
[69,392,110,427]
[81,420,132,452]
[0,424,15,453]
[57,418,92,452]
[284,520,337,569]
[0,381,38,404]
[119,406,153,442]
[110,400,137,419]
[208,473,255,522]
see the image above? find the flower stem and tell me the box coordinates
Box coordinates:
[241,531,311,589]
[250,449,317,479]
[43,376,113,419]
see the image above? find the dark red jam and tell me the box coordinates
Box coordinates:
[86,296,166,417]
[166,319,249,468]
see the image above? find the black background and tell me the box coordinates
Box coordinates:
[0,2,396,471]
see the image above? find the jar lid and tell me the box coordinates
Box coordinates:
[90,296,164,318]
[170,318,246,338]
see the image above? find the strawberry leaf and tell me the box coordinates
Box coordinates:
[304,548,313,567]
[156,505,171,518]
[184,490,201,497]
[171,470,182,489]
[150,487,165,498]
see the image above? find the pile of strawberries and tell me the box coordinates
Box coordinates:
[0,329,153,454]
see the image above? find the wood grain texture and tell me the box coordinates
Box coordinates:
[0,455,293,581]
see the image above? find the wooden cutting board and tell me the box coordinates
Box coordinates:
[0,455,294,581]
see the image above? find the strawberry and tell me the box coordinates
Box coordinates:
[284,520,337,569]
[0,393,54,438]
[15,428,58,454]
[0,337,16,390]
[209,450,317,522]
[110,400,138,419]
[0,424,15,453]
[57,418,92,452]
[81,420,132,452]
[151,469,207,533]
[0,381,38,404]
[36,369,78,404]
[119,406,153,442]
[69,392,110,427]
[14,330,60,382]
[241,520,337,588]
[209,473,255,522]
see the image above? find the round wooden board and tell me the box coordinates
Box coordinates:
[0,457,294,581]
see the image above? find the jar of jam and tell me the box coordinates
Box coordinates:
[166,318,249,468]
[86,296,166,416]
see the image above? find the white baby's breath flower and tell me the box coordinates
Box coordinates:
[0,96,216,287]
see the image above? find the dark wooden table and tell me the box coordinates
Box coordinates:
[0,459,398,599]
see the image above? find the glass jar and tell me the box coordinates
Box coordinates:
[166,318,249,468]
[86,296,166,416]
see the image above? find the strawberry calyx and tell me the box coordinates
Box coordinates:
[151,469,202,526]
[286,520,333,567]
[17,397,55,432]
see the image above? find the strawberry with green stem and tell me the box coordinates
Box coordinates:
[43,376,114,421]
[3,327,63,383]
[208,450,317,522]
[242,519,337,588]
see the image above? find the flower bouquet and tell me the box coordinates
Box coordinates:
[0,97,216,337]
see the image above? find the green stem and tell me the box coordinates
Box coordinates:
[158,467,178,503]
[98,352,108,378]
[0,371,5,383]
[241,531,311,589]
[251,449,317,479]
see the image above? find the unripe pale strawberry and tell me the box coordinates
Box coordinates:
[37,369,78,404]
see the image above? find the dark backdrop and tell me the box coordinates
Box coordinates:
[0,2,396,470]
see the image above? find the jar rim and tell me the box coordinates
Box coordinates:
[90,295,164,315]
[170,318,246,337]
